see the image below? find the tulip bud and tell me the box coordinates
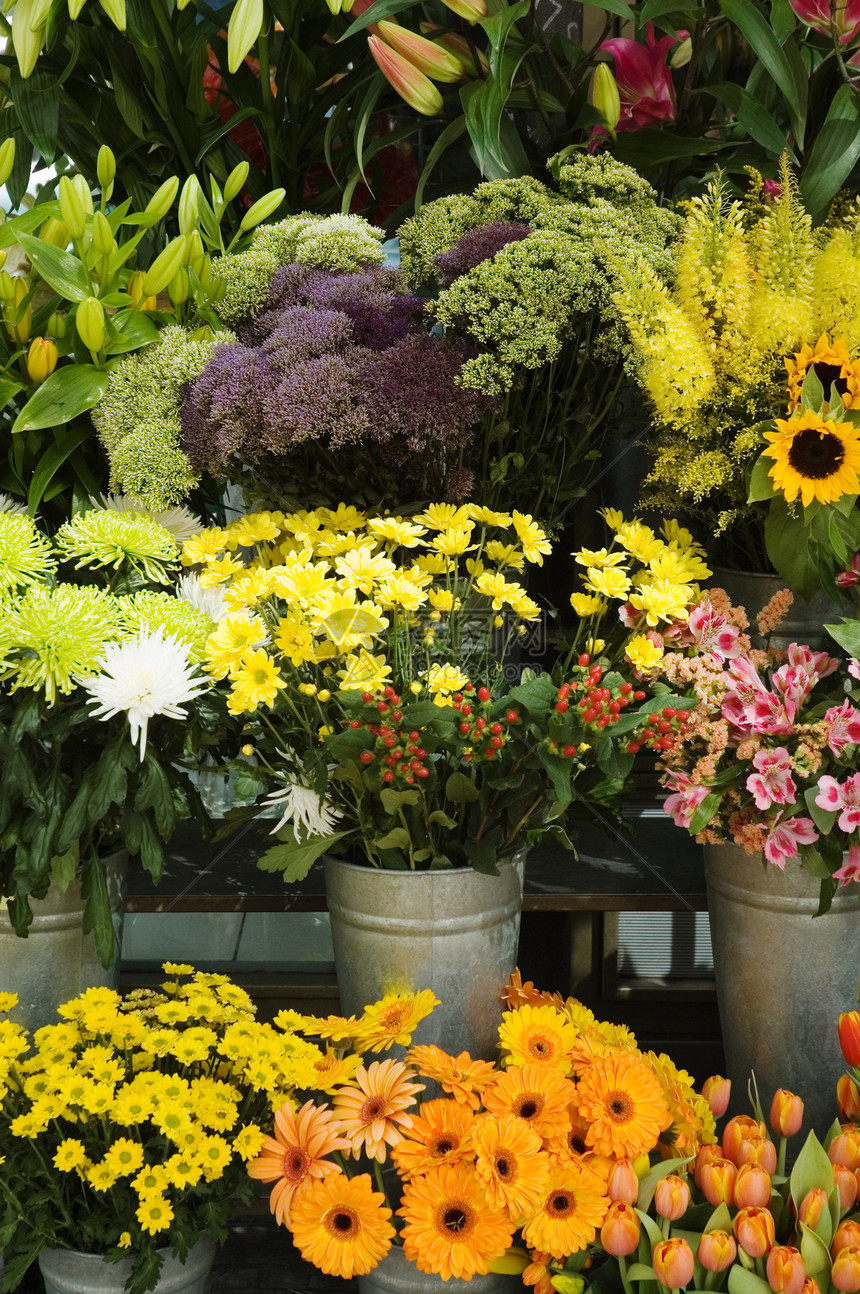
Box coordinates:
[829,1129,860,1172]
[0,138,15,189]
[228,0,264,73]
[735,1163,773,1209]
[839,1013,860,1068]
[832,1248,860,1294]
[97,144,115,199]
[607,1158,639,1205]
[836,1224,860,1258]
[834,1163,858,1214]
[654,1175,690,1221]
[698,1231,737,1273]
[724,1115,766,1165]
[601,1202,640,1257]
[58,175,86,241]
[178,175,201,235]
[47,311,65,338]
[738,1136,778,1174]
[734,1207,776,1258]
[38,218,70,248]
[143,176,180,224]
[701,1157,736,1206]
[368,33,444,115]
[92,210,115,256]
[653,1238,695,1289]
[801,1280,821,1294]
[797,1188,828,1232]
[25,336,57,383]
[767,1247,805,1294]
[168,266,189,309]
[487,1248,530,1276]
[141,235,188,298]
[837,1075,860,1122]
[702,1076,732,1119]
[223,161,250,205]
[11,0,48,78]
[694,1143,724,1187]
[375,20,466,81]
[771,1090,804,1138]
[71,173,94,215]
[591,63,621,132]
[238,187,286,233]
[96,0,126,29]
[75,296,105,352]
[439,0,487,21]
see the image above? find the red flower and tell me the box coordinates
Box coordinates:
[598,23,686,132]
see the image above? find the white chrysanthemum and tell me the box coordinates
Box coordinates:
[265,777,341,839]
[91,494,205,545]
[175,572,229,622]
[80,628,211,759]
[0,492,27,515]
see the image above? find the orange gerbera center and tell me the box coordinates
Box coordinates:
[528,1035,554,1059]
[605,1091,635,1124]
[438,1202,476,1237]
[382,1003,410,1029]
[327,1207,360,1238]
[515,1093,543,1120]
[430,1135,458,1156]
[283,1148,310,1181]
[496,1153,518,1180]
[360,1097,387,1123]
[547,1191,575,1219]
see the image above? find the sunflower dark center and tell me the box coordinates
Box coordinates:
[787,428,845,479]
[812,362,849,397]
[569,1133,587,1154]
[444,1208,469,1232]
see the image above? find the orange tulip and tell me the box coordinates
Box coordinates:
[829,1128,860,1172]
[735,1163,773,1209]
[838,1074,860,1122]
[701,1157,736,1206]
[834,1163,858,1214]
[653,1238,695,1289]
[724,1115,767,1165]
[798,1188,828,1231]
[738,1135,777,1173]
[702,1075,732,1117]
[607,1158,639,1205]
[367,34,444,115]
[601,1202,641,1256]
[655,1175,691,1221]
[698,1230,737,1272]
[838,1012,860,1067]
[801,1280,821,1294]
[770,1090,804,1138]
[734,1206,776,1258]
[766,1246,805,1294]
[694,1143,724,1187]
[832,1247,860,1293]
[835,1222,860,1258]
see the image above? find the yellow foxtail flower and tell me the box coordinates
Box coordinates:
[368,34,444,115]
[375,20,466,82]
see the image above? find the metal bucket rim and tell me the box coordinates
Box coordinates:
[323,852,526,879]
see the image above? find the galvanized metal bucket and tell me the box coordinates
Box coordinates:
[39,1237,215,1294]
[358,1240,523,1294]
[324,854,526,1060]
[704,843,859,1137]
[710,568,834,651]
[0,852,126,1034]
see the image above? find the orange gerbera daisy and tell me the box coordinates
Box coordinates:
[392,1098,474,1180]
[353,989,440,1052]
[499,1005,577,1074]
[398,1161,515,1280]
[482,1063,575,1143]
[331,1059,424,1162]
[407,1045,496,1111]
[310,1049,364,1093]
[502,970,565,1012]
[289,1171,394,1279]
[522,1158,610,1259]
[523,1249,556,1294]
[247,1100,350,1225]
[471,1113,550,1221]
[572,1052,672,1160]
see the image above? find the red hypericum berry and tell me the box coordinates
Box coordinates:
[392,710,402,722]
[385,756,397,766]
[391,749,402,759]
[478,686,490,702]
[641,728,655,740]
[620,683,632,695]
[634,690,646,701]
[579,654,590,666]
[464,683,474,691]
[590,666,603,681]
[384,686,395,698]
[558,684,570,699]
[463,752,473,761]
[485,748,496,758]
[491,723,503,735]
[415,748,426,758]
[609,702,621,714]
[460,705,471,717]
[563,745,577,758]
[406,775,415,784]
[377,701,388,713]
[658,721,672,734]
[658,737,674,750]
[619,697,630,707]
[383,736,396,748]
[677,711,690,723]
[583,708,597,723]
[360,751,373,763]
[578,698,590,709]
[597,715,611,728]
[627,741,640,753]
[556,700,569,714]
[409,731,420,741]
[663,708,676,719]
[416,767,429,778]
[406,745,417,754]
[491,736,503,748]
[476,717,486,730]
[383,771,394,782]
[460,723,471,735]
[411,759,423,770]
[507,710,519,722]
[361,691,373,703]
[454,693,463,704]
[350,720,361,729]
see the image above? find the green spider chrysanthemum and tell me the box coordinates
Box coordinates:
[0,584,123,703]
[0,513,56,592]
[55,510,179,583]
[117,591,215,664]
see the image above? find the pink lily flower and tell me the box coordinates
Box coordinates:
[834,843,860,885]
[598,22,687,132]
[746,747,796,810]
[823,700,860,754]
[664,771,712,830]
[788,0,860,42]
[763,816,818,868]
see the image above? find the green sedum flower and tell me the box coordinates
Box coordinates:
[0,513,56,592]
[116,591,215,664]
[55,510,180,583]
[0,584,123,704]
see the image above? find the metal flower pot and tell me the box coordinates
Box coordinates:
[39,1237,215,1294]
[704,843,859,1136]
[0,851,127,1033]
[323,854,526,1060]
[710,568,833,651]
[358,1240,522,1294]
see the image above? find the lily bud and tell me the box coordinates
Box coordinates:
[238,188,286,233]
[68,0,88,15]
[7,278,32,343]
[601,1202,640,1257]
[591,63,621,132]
[223,161,250,205]
[439,0,488,22]
[96,0,126,29]
[376,20,466,81]
[76,296,105,352]
[836,1224,860,1257]
[839,1012,860,1068]
[228,0,264,73]
[767,1247,805,1294]
[195,254,212,289]
[654,1175,690,1221]
[702,1075,732,1118]
[550,1277,584,1294]
[834,1163,858,1214]
[178,175,202,235]
[141,236,188,298]
[669,35,692,66]
[694,1143,724,1187]
[92,210,115,256]
[701,1156,736,1206]
[698,1231,737,1273]
[832,1249,860,1294]
[735,1163,772,1209]
[653,1238,695,1289]
[738,1136,777,1174]
[71,173,94,215]
[59,175,86,241]
[838,1075,860,1122]
[11,0,48,78]
[26,336,57,383]
[143,176,180,224]
[771,1090,804,1137]
[723,1115,767,1165]
[97,144,115,199]
[829,1128,860,1171]
[368,33,444,115]
[168,266,189,309]
[126,270,145,303]
[187,230,205,273]
[38,218,70,248]
[47,311,65,337]
[419,27,489,77]
[0,138,15,189]
[607,1158,639,1204]
[797,1188,828,1231]
[734,1206,776,1259]
[0,272,15,302]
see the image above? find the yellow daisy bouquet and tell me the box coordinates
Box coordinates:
[247,974,717,1286]
[0,964,326,1294]
[183,503,687,877]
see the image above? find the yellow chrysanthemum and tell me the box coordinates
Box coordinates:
[336,649,392,694]
[512,513,552,565]
[368,517,427,547]
[584,567,631,600]
[763,410,860,506]
[136,1195,175,1236]
[227,648,286,714]
[498,1005,577,1074]
[625,635,664,672]
[274,615,317,667]
[570,592,608,617]
[425,662,470,696]
[573,547,627,568]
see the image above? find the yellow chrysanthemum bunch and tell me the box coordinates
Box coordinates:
[0,967,322,1294]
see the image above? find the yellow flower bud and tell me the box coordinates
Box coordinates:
[141,235,188,298]
[76,295,105,352]
[178,175,202,235]
[59,176,86,241]
[0,250,6,272]
[241,743,254,756]
[591,63,621,133]
[0,272,14,302]
[228,0,264,74]
[47,311,66,338]
[168,266,189,308]
[7,278,32,343]
[11,0,49,78]
[92,210,115,256]
[71,172,94,215]
[0,138,15,189]
[126,270,145,303]
[487,1249,530,1276]
[669,36,692,67]
[96,0,126,30]
[38,217,70,248]
[68,0,88,18]
[239,188,286,233]
[317,689,331,702]
[26,336,58,383]
[97,144,115,195]
[143,176,180,224]
[223,161,250,204]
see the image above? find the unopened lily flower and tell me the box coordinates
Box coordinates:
[375,20,466,82]
[439,0,488,21]
[788,0,860,40]
[368,33,444,115]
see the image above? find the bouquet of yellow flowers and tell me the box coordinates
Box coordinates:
[248,976,716,1285]
[0,965,326,1294]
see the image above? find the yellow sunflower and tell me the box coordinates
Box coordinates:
[398,1161,515,1280]
[353,990,440,1053]
[471,1113,550,1220]
[482,1063,576,1143]
[785,334,860,411]
[391,1098,474,1180]
[572,1052,672,1160]
[763,411,860,507]
[522,1157,609,1259]
[498,1005,577,1074]
[289,1171,394,1279]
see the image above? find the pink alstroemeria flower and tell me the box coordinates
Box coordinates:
[746,747,796,810]
[664,771,711,830]
[763,817,818,868]
[823,700,860,755]
[789,0,860,42]
[599,22,686,132]
[815,773,860,832]
[849,657,860,682]
[686,599,742,661]
[834,844,860,885]
[836,552,860,588]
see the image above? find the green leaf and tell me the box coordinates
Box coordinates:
[446,771,480,803]
[9,68,60,160]
[105,308,161,354]
[50,845,78,892]
[804,785,837,835]
[12,365,109,433]
[462,838,501,874]
[798,843,834,878]
[689,790,722,835]
[0,201,63,248]
[134,752,176,838]
[801,84,860,218]
[257,829,349,882]
[636,1156,693,1212]
[748,451,777,501]
[799,1222,833,1282]
[728,1269,773,1294]
[825,618,860,655]
[27,423,93,513]
[81,852,115,970]
[701,82,794,159]
[0,376,25,411]
[339,0,423,39]
[379,788,421,814]
[17,233,90,302]
[790,1133,835,1212]
[428,810,458,829]
[719,0,806,128]
[580,0,634,17]
[764,496,821,600]
[374,827,412,850]
[415,117,468,211]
